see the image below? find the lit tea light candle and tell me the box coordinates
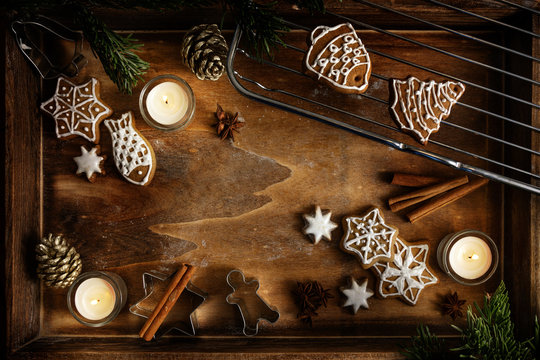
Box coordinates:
[68,271,127,327]
[139,74,196,131]
[437,230,498,285]
[448,236,492,279]
[74,277,116,320]
[146,82,188,126]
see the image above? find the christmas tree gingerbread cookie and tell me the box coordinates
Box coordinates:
[40,77,112,143]
[104,112,156,186]
[371,237,438,305]
[304,23,371,94]
[390,76,465,145]
[341,207,398,269]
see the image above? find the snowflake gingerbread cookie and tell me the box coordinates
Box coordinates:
[340,277,373,314]
[341,207,398,269]
[104,112,156,186]
[73,145,106,182]
[40,77,113,143]
[390,76,465,145]
[304,23,371,94]
[371,237,438,306]
[302,206,338,244]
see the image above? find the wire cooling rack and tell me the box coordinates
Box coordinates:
[226,0,539,194]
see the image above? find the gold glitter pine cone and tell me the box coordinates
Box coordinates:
[181,24,228,81]
[36,234,82,288]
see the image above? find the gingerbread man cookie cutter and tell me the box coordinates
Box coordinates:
[226,269,280,336]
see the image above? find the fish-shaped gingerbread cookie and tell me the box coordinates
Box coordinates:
[104,112,156,186]
[304,23,371,94]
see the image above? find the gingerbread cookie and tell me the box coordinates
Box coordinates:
[340,277,373,313]
[73,145,106,182]
[371,237,438,306]
[104,112,156,186]
[40,77,112,143]
[390,76,465,145]
[341,207,398,269]
[302,206,338,245]
[304,23,371,94]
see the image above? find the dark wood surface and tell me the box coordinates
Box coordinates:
[3,1,539,358]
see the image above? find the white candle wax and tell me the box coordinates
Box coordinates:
[74,278,116,320]
[146,81,188,125]
[448,236,492,279]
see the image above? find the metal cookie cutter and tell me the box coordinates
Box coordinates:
[226,269,280,336]
[129,270,207,338]
[11,16,87,79]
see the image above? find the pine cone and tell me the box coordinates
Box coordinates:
[36,234,82,288]
[181,24,228,81]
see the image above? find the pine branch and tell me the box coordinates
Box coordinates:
[452,282,532,359]
[401,324,450,360]
[74,5,149,94]
[226,0,290,59]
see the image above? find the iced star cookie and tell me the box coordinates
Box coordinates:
[73,145,106,182]
[304,23,371,94]
[371,237,438,306]
[390,76,465,145]
[340,277,373,313]
[302,206,338,245]
[104,112,156,186]
[40,77,113,143]
[341,207,398,269]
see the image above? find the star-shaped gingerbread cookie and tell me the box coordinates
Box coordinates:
[371,237,438,306]
[302,206,338,244]
[341,207,398,269]
[41,77,113,143]
[73,145,106,182]
[340,277,373,313]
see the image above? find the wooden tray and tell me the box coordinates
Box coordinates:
[4,2,539,358]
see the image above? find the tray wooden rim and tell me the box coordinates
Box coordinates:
[3,3,539,358]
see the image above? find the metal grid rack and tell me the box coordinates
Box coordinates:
[226,0,539,195]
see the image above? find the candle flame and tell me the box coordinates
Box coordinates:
[162,95,168,104]
[90,299,99,305]
[471,253,480,260]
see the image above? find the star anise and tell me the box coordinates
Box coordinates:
[442,291,466,320]
[215,103,244,141]
[292,281,333,327]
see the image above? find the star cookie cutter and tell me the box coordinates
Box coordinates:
[129,270,207,338]
[11,16,87,79]
[226,269,280,336]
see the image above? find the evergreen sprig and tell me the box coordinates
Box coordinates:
[402,325,450,360]
[74,5,149,94]
[402,282,539,360]
[5,0,328,93]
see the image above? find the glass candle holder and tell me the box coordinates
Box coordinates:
[67,271,127,327]
[139,74,196,131]
[437,229,499,286]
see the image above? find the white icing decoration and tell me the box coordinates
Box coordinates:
[340,278,373,313]
[305,23,371,92]
[73,146,104,181]
[372,238,438,305]
[302,205,338,245]
[104,112,155,186]
[341,208,397,267]
[390,76,465,144]
[40,77,111,142]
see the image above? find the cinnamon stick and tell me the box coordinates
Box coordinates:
[407,177,489,223]
[138,265,188,339]
[141,265,197,341]
[391,173,444,187]
[388,175,469,211]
